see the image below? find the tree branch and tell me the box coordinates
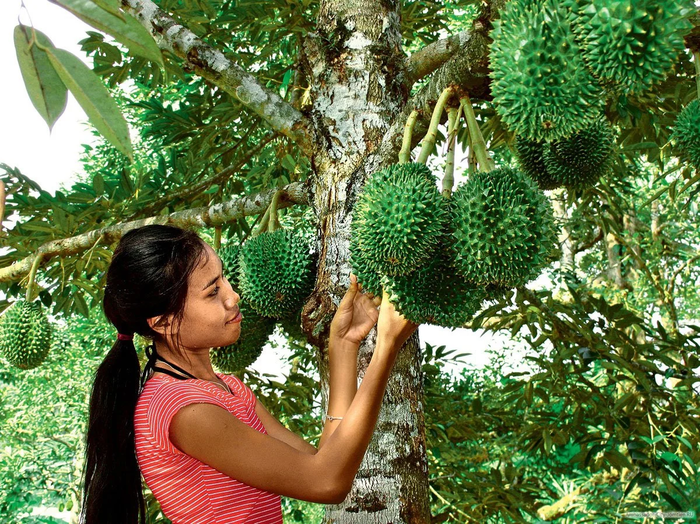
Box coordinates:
[377,22,491,165]
[406,30,473,85]
[0,182,309,284]
[134,132,277,218]
[122,0,315,155]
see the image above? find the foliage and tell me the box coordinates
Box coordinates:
[2,0,700,522]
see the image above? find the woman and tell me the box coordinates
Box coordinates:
[81,225,417,523]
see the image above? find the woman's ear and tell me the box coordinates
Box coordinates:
[147,315,171,336]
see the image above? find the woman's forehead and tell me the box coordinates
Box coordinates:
[190,244,222,287]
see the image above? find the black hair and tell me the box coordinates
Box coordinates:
[80,224,207,524]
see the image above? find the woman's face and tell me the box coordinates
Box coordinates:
[167,243,242,351]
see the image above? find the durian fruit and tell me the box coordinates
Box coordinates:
[0,300,52,370]
[542,121,616,189]
[490,0,602,142]
[210,302,275,373]
[238,229,314,318]
[218,244,241,288]
[566,0,694,95]
[349,233,383,298]
[383,235,486,328]
[351,162,446,276]
[450,167,555,288]
[672,99,700,171]
[277,309,308,344]
[514,138,561,191]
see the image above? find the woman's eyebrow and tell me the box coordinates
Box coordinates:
[202,274,219,290]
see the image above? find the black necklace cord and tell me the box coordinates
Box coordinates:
[139,344,231,394]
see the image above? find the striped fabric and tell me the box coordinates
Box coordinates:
[134,373,283,523]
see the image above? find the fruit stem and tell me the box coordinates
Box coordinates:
[253,206,271,237]
[214,226,222,250]
[417,86,455,164]
[694,51,700,100]
[26,253,43,302]
[267,190,284,233]
[398,110,420,164]
[460,95,495,172]
[443,105,460,198]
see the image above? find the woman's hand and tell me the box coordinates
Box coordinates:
[376,289,419,350]
[329,274,381,346]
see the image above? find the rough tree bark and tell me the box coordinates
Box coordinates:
[300,1,431,520]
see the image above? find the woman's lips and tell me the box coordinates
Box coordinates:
[227,309,242,324]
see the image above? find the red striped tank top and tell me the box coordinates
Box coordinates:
[134,373,283,523]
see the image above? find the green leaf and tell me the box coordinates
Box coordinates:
[49,0,163,67]
[92,173,105,196]
[91,0,124,19]
[45,47,133,160]
[13,25,67,130]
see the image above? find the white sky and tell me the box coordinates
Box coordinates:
[0,0,504,375]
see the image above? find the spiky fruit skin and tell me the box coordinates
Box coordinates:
[0,300,52,370]
[542,121,616,189]
[383,238,486,328]
[219,244,241,288]
[352,163,447,276]
[490,0,602,142]
[210,302,275,373]
[278,310,307,344]
[672,99,700,172]
[238,229,314,318]
[349,234,383,297]
[567,0,694,95]
[450,168,555,288]
[514,138,561,191]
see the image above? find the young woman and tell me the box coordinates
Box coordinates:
[81,224,417,524]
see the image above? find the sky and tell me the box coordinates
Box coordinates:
[0,0,511,377]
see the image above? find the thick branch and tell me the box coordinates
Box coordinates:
[406,30,473,85]
[122,0,314,155]
[377,24,491,165]
[0,183,309,284]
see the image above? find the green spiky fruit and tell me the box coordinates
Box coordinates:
[210,302,275,373]
[672,99,700,171]
[278,310,308,344]
[514,138,561,191]
[238,229,314,318]
[566,0,694,95]
[383,238,486,328]
[490,0,602,142]
[218,244,241,288]
[450,167,556,288]
[352,163,447,276]
[0,300,52,370]
[349,234,383,297]
[542,121,616,189]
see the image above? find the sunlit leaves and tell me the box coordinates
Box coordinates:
[13,26,67,130]
[49,0,163,67]
[46,47,133,160]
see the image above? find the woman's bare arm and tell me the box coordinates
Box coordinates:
[170,292,416,504]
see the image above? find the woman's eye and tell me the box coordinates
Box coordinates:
[209,286,220,297]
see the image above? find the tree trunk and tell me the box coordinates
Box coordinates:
[300,0,432,521]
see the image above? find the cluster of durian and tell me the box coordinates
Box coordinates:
[351,163,555,328]
[514,121,616,190]
[211,213,314,373]
[0,300,52,370]
[491,0,693,145]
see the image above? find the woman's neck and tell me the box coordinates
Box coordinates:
[153,341,218,381]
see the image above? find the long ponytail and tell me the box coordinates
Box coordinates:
[80,225,207,524]
[82,338,145,523]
